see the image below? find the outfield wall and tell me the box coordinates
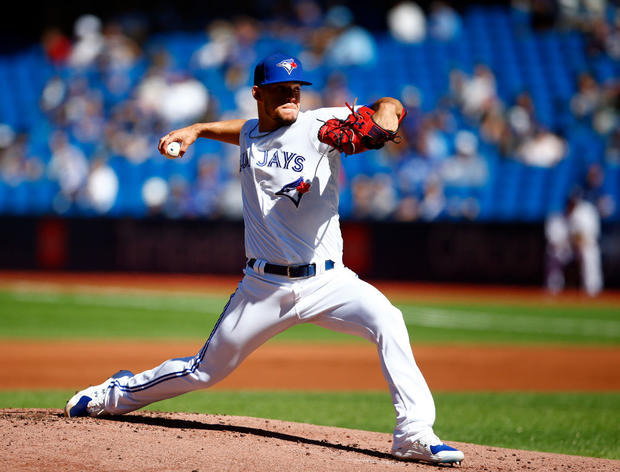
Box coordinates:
[2,217,619,287]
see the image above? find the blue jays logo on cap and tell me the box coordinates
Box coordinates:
[276,58,298,75]
[253,53,312,86]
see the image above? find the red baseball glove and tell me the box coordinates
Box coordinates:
[317,102,406,155]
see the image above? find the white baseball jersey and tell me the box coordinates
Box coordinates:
[239,107,354,265]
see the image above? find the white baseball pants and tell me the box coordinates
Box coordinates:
[579,242,603,296]
[104,265,436,439]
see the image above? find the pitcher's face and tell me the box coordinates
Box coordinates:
[254,82,302,127]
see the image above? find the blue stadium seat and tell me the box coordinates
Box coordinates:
[521,165,551,220]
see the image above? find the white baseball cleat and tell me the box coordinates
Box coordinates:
[64,370,134,418]
[392,430,464,464]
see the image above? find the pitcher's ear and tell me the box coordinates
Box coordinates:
[252,86,261,101]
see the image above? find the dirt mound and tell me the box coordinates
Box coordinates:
[1,409,618,472]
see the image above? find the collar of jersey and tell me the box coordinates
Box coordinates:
[249,114,303,139]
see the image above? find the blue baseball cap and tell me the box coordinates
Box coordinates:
[253,53,312,86]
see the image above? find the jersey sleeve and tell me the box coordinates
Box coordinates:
[239,118,258,148]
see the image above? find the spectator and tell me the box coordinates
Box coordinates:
[136,56,209,127]
[105,99,156,164]
[0,131,44,186]
[64,78,102,125]
[387,1,426,43]
[486,90,536,157]
[507,91,536,140]
[321,71,352,108]
[446,68,467,110]
[399,84,424,143]
[480,102,510,149]
[350,173,398,220]
[135,60,170,117]
[394,194,420,221]
[350,174,374,219]
[604,14,620,59]
[0,125,18,184]
[416,111,455,162]
[190,155,223,217]
[193,15,259,89]
[419,175,446,221]
[159,73,209,126]
[605,126,620,164]
[230,16,259,66]
[460,64,498,120]
[530,0,559,31]
[323,6,377,67]
[191,20,235,70]
[570,72,601,122]
[516,126,566,167]
[584,17,610,57]
[85,157,119,214]
[292,0,324,29]
[299,87,323,112]
[47,131,89,210]
[142,176,169,215]
[395,152,432,197]
[440,131,488,187]
[41,27,72,66]
[558,0,606,29]
[368,173,398,219]
[428,1,462,41]
[582,162,615,219]
[164,175,192,219]
[217,178,243,219]
[99,20,141,70]
[69,14,104,69]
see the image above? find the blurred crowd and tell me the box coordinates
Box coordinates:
[0,1,618,226]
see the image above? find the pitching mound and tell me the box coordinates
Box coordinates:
[2,409,618,471]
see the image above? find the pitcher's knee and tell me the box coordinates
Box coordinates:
[384,306,406,328]
[375,307,409,342]
[193,353,242,387]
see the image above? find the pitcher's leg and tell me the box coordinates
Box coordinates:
[105,278,298,414]
[308,269,435,437]
[306,269,463,463]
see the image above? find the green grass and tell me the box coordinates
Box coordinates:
[1,289,619,344]
[1,390,618,459]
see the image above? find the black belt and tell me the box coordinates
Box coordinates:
[247,259,335,278]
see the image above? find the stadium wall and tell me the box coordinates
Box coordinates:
[2,217,619,287]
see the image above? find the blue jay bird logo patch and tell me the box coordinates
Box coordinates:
[275,177,311,207]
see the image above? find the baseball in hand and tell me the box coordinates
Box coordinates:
[166,141,181,158]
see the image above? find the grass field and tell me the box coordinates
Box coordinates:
[1,284,619,459]
[1,289,619,344]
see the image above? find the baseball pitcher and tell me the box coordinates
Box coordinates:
[65,53,464,465]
